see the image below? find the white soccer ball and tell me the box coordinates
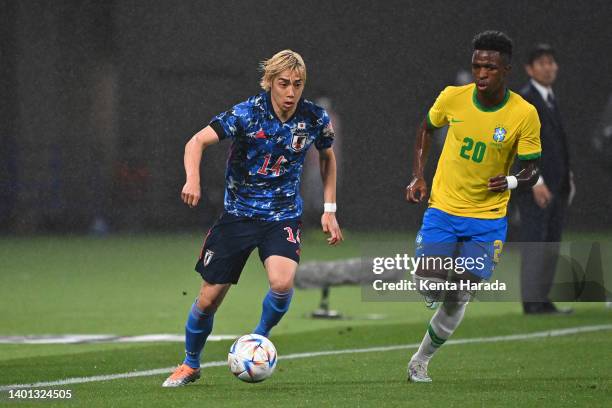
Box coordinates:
[228,334,277,383]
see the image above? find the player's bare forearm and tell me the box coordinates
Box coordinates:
[515,159,540,188]
[406,119,433,203]
[412,119,433,179]
[487,159,540,192]
[319,148,337,204]
[184,138,203,183]
[318,148,343,245]
[181,126,220,207]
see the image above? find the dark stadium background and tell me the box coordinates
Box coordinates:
[1,0,611,234]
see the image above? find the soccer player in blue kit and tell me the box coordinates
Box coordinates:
[163,50,343,387]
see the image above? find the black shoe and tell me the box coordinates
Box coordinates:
[523,302,574,315]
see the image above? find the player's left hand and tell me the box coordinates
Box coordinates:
[487,174,508,192]
[406,177,428,203]
[321,212,343,246]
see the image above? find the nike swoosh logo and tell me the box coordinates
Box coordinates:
[451,119,464,123]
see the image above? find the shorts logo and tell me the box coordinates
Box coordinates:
[493,126,506,142]
[203,249,215,266]
[415,233,424,250]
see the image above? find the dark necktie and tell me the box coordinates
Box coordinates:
[547,92,555,110]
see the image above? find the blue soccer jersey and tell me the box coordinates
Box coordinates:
[209,92,334,221]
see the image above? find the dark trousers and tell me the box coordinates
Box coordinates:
[517,191,568,303]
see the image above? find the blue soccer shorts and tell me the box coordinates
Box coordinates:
[195,213,302,284]
[415,207,507,280]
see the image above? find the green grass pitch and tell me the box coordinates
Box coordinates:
[0,232,611,407]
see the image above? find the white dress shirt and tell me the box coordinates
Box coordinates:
[530,79,555,108]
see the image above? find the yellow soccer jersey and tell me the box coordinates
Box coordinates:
[427,83,541,218]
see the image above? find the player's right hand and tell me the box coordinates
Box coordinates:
[181,180,201,208]
[321,212,343,246]
[406,177,428,203]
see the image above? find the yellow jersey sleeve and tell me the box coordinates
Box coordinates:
[426,87,450,129]
[517,105,542,160]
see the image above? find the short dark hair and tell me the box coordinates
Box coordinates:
[526,43,556,65]
[472,30,513,64]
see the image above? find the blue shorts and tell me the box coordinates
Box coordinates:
[415,208,507,279]
[195,213,301,284]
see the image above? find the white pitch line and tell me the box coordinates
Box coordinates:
[1,324,611,392]
[0,334,239,345]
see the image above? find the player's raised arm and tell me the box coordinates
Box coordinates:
[406,118,434,203]
[318,147,343,245]
[487,159,540,192]
[181,125,220,207]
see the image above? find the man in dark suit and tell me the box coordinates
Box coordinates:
[517,44,575,314]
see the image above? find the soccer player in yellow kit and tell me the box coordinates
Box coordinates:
[405,31,541,382]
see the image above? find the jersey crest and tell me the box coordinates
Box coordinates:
[493,126,507,142]
[291,133,308,152]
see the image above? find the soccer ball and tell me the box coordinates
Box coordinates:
[228,334,277,383]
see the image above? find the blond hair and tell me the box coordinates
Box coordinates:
[259,50,307,91]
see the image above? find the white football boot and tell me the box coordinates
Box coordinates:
[407,354,432,383]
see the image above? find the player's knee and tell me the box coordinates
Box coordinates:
[196,293,226,314]
[269,280,293,294]
[268,270,294,293]
[265,256,297,293]
[197,281,231,313]
[195,297,218,314]
[413,267,448,300]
